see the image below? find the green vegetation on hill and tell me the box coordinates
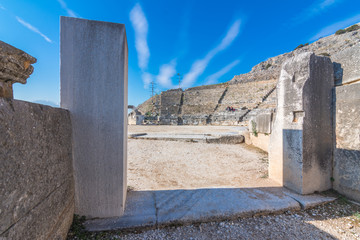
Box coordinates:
[335,24,360,35]
[294,43,309,50]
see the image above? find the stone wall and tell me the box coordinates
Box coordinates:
[181,84,227,125]
[333,82,360,202]
[0,99,74,240]
[182,84,226,115]
[153,81,277,126]
[211,80,277,124]
[159,89,183,124]
[219,80,277,112]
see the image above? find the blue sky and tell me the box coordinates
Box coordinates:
[1,0,360,107]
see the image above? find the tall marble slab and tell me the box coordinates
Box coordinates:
[61,17,128,218]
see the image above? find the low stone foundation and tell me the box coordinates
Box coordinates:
[0,99,74,240]
[333,82,360,202]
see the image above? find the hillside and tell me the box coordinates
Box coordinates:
[230,23,360,84]
[134,24,360,125]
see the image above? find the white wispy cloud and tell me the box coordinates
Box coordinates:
[0,4,6,10]
[310,14,360,41]
[293,0,341,24]
[182,20,241,88]
[130,3,150,71]
[16,16,52,43]
[205,60,240,85]
[156,60,177,88]
[57,0,78,18]
[142,72,153,89]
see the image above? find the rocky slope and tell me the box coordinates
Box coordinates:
[230,23,360,84]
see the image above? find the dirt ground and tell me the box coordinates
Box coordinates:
[127,125,279,191]
[128,139,279,191]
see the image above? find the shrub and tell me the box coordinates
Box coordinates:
[335,24,360,35]
[294,43,309,50]
[335,29,347,35]
[347,24,360,32]
[319,52,330,57]
[295,44,304,50]
[251,120,258,137]
[265,63,272,70]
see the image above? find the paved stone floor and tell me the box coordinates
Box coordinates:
[68,198,360,240]
[84,187,336,232]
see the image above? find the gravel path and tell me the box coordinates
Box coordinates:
[67,199,360,239]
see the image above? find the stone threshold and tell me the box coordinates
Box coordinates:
[128,133,244,144]
[84,187,336,232]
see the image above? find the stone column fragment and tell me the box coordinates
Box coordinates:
[269,52,333,194]
[60,17,128,218]
[0,41,37,98]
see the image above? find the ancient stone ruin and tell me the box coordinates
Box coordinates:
[0,41,37,98]
[1,18,359,239]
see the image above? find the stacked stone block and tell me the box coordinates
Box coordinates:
[269,52,333,194]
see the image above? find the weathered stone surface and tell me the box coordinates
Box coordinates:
[1,179,74,240]
[84,187,336,232]
[0,41,37,98]
[136,115,145,125]
[331,43,360,85]
[182,84,226,115]
[84,191,156,231]
[250,113,273,134]
[61,17,128,218]
[0,41,37,84]
[0,98,73,240]
[142,80,277,126]
[160,89,183,115]
[0,81,13,98]
[333,83,360,202]
[230,24,360,84]
[248,133,270,152]
[283,189,337,210]
[269,52,334,194]
[206,135,244,144]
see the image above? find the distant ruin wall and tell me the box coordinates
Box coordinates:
[182,84,226,115]
[333,82,360,202]
[0,99,74,240]
[160,88,182,115]
[219,80,276,112]
[155,81,277,125]
[159,89,183,124]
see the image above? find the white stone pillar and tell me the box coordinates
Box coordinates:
[269,52,333,194]
[60,17,128,218]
